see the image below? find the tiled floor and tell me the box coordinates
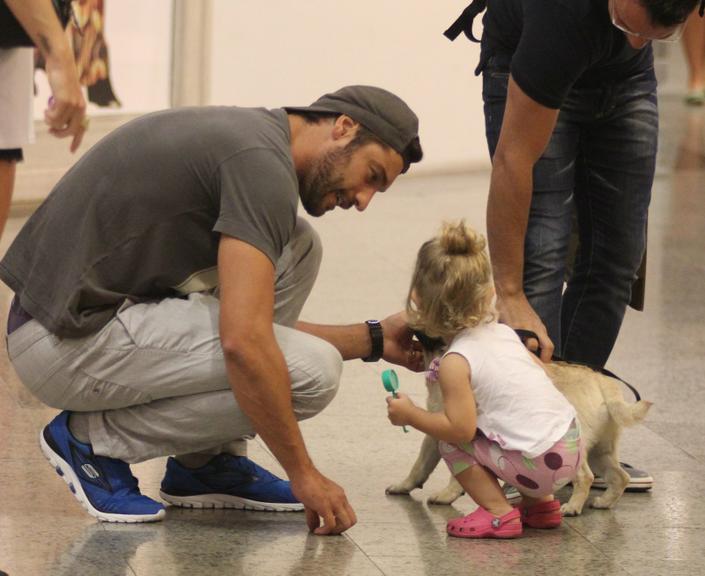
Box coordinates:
[1,95,704,576]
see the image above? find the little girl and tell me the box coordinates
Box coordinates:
[386,221,581,539]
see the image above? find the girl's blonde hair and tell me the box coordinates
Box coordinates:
[406,220,494,343]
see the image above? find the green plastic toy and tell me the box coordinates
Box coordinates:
[382,369,409,433]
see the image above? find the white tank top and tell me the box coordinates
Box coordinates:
[445,321,576,458]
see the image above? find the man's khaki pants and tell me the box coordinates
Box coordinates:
[7,218,342,463]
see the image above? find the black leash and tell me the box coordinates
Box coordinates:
[514,329,642,402]
[412,329,445,352]
[412,327,642,402]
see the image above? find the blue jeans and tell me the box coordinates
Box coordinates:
[482,55,658,366]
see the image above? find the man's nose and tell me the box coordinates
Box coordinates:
[354,187,376,212]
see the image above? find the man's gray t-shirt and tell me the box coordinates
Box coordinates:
[0,106,299,337]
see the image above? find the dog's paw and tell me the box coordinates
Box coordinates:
[385,482,417,496]
[560,502,583,517]
[427,490,462,506]
[590,495,616,510]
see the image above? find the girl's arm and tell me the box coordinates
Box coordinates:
[386,353,477,444]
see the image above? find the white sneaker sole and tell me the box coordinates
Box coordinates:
[591,478,653,492]
[159,491,304,512]
[502,483,522,502]
[39,429,166,523]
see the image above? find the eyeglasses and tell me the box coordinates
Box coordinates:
[608,0,686,43]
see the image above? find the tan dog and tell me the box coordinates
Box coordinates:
[385,350,652,516]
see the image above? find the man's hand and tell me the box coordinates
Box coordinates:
[290,468,357,535]
[380,311,424,372]
[386,392,416,427]
[44,49,87,152]
[4,0,88,152]
[496,293,554,362]
[219,236,353,535]
[485,75,560,364]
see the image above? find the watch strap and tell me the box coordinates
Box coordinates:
[362,320,383,362]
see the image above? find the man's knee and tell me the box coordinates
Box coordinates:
[273,219,324,327]
[290,336,343,419]
[290,217,323,275]
[523,200,573,297]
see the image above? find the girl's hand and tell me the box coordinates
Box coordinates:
[386,392,416,426]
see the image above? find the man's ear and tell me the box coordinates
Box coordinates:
[331,115,359,141]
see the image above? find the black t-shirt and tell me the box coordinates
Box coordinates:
[0,0,72,47]
[480,0,653,108]
[0,1,33,46]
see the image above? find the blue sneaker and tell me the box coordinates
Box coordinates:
[159,454,304,512]
[39,411,165,523]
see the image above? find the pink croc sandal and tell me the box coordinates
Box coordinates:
[517,499,562,529]
[447,507,522,539]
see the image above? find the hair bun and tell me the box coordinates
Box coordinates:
[440,220,486,256]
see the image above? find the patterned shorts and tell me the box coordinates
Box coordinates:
[440,419,582,498]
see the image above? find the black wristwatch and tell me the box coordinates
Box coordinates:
[362,319,384,362]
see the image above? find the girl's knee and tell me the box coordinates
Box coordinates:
[439,440,479,474]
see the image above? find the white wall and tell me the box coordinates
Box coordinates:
[653,41,688,96]
[208,0,490,174]
[100,0,172,113]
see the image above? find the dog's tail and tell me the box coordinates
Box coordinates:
[606,399,653,427]
[602,378,653,427]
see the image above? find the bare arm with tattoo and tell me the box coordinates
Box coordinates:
[5,0,87,152]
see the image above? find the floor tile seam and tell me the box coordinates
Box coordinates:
[342,532,387,575]
[562,520,635,576]
[342,518,449,529]
[0,383,25,409]
[124,557,140,576]
[614,556,681,576]
[565,522,700,575]
[641,422,703,463]
[16,401,51,411]
[0,456,50,464]
[611,560,640,576]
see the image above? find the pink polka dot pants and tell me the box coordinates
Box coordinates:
[440,420,582,498]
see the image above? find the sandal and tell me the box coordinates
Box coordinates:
[517,499,562,529]
[685,89,705,106]
[447,507,522,539]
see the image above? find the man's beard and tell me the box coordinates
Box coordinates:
[299,146,353,217]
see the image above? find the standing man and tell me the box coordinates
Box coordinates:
[1,85,424,534]
[445,0,700,490]
[0,0,87,239]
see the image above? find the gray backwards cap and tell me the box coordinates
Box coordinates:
[284,85,422,173]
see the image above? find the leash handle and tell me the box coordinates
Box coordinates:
[514,328,543,357]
